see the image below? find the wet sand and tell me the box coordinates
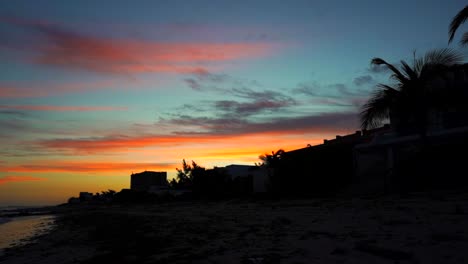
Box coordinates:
[2,192,468,263]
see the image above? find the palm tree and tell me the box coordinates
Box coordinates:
[259,149,285,193]
[360,48,464,135]
[449,5,468,45]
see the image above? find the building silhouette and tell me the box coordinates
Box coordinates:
[130,171,168,192]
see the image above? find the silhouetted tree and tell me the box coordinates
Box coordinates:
[174,159,236,197]
[449,5,468,45]
[175,159,193,188]
[360,48,464,135]
[101,189,116,197]
[259,149,285,194]
[169,178,178,189]
[174,159,207,190]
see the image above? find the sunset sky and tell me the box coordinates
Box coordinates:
[1,0,466,205]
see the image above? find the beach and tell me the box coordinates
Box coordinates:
[1,192,468,264]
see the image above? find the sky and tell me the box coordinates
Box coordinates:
[1,0,467,206]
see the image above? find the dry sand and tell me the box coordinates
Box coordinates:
[2,192,468,264]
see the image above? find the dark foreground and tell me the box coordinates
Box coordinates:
[2,192,468,264]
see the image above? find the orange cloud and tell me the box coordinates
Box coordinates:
[3,162,176,173]
[35,130,332,158]
[0,175,47,185]
[38,134,227,153]
[0,105,127,112]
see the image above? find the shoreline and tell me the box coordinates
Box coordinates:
[1,193,468,263]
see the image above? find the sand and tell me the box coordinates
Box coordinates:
[1,192,468,263]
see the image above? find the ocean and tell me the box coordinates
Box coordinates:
[0,214,56,256]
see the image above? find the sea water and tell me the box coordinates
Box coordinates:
[0,215,56,256]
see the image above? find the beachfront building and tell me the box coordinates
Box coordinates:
[130,171,168,193]
[272,126,391,196]
[278,134,363,195]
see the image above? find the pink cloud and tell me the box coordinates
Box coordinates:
[0,105,127,112]
[1,18,278,74]
[0,85,49,98]
[0,175,47,185]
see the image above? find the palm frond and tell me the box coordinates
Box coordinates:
[400,60,418,80]
[360,84,398,129]
[415,48,463,76]
[371,58,408,84]
[424,48,464,66]
[449,5,468,43]
[461,32,468,46]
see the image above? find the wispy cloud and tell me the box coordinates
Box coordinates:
[0,110,29,117]
[36,134,226,153]
[0,105,127,112]
[164,111,359,136]
[213,99,295,116]
[0,175,47,185]
[291,82,318,96]
[184,70,260,92]
[1,17,277,74]
[293,81,366,97]
[353,75,375,86]
[0,85,49,98]
[368,64,390,74]
[183,71,297,116]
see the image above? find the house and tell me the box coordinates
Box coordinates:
[79,192,93,201]
[130,171,168,193]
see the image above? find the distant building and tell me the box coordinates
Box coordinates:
[219,165,269,193]
[130,171,168,192]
